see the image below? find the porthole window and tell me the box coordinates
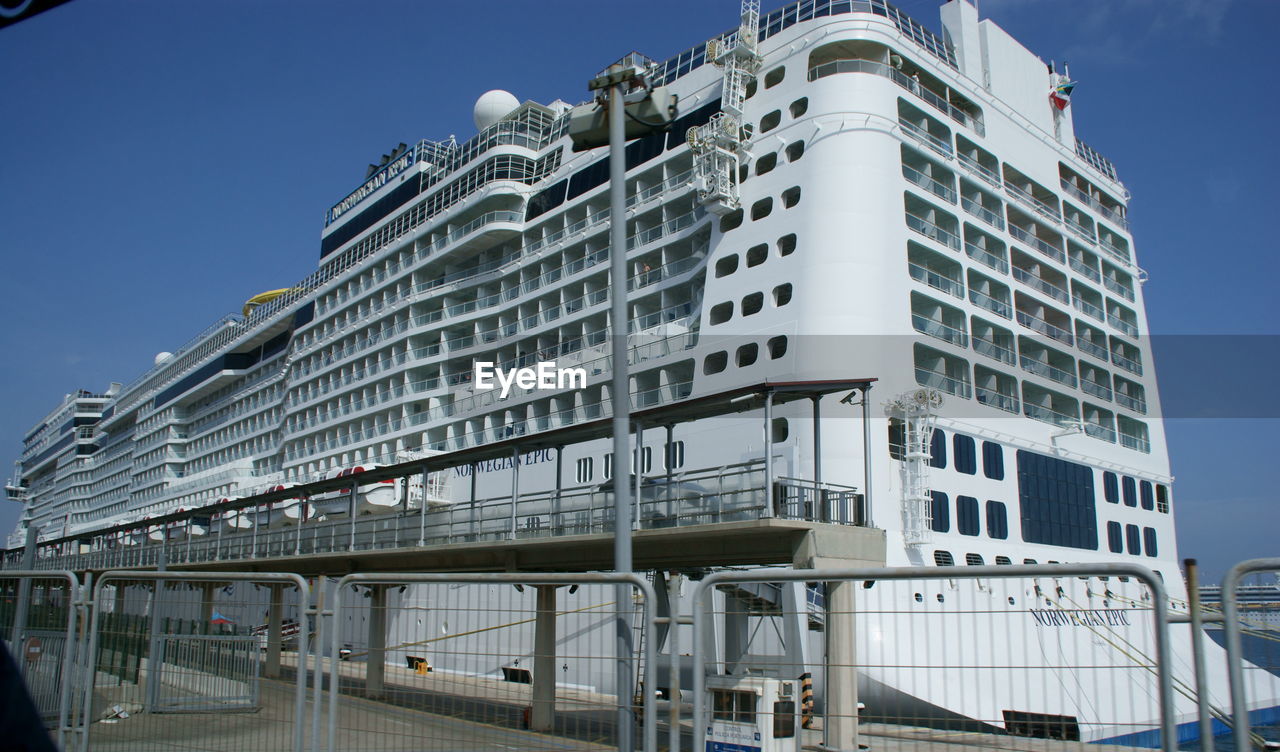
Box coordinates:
[789,97,808,118]
[771,417,788,442]
[760,110,782,133]
[751,197,773,220]
[736,343,759,367]
[710,301,734,325]
[715,255,739,278]
[719,209,744,233]
[756,152,778,176]
[781,186,801,208]
[741,291,764,316]
[746,243,768,267]
[772,283,793,307]
[914,593,924,602]
[764,66,786,88]
[703,351,728,375]
[777,233,796,256]
[767,335,788,359]
[785,140,805,162]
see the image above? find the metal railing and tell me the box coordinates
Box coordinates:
[911,314,967,347]
[1013,266,1070,303]
[1024,401,1079,427]
[975,385,1019,413]
[1021,355,1078,389]
[897,118,953,159]
[1016,310,1075,345]
[905,213,961,251]
[914,366,971,398]
[969,288,1012,319]
[1009,224,1066,263]
[902,165,956,203]
[1104,275,1137,302]
[961,195,1004,229]
[973,334,1016,364]
[907,262,963,298]
[965,242,1008,274]
[810,58,985,134]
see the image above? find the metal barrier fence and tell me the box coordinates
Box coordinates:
[689,563,1176,752]
[323,572,657,752]
[81,571,310,752]
[1222,557,1280,752]
[0,570,87,751]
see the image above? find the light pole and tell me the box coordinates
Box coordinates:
[572,54,676,752]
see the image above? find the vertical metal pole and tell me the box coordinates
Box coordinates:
[667,573,681,752]
[1184,559,1215,752]
[418,464,429,546]
[860,385,874,526]
[469,463,477,538]
[531,585,557,731]
[266,584,284,680]
[665,425,674,518]
[763,390,774,517]
[813,395,823,521]
[633,421,642,530]
[366,585,387,699]
[553,446,563,532]
[10,526,36,649]
[348,479,358,551]
[295,497,306,556]
[608,66,635,752]
[510,446,520,539]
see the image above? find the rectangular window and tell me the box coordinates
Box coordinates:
[1126,524,1141,555]
[930,490,950,532]
[1143,527,1158,557]
[1139,480,1154,510]
[575,458,594,484]
[982,441,1004,480]
[665,440,686,470]
[1016,450,1099,550]
[1103,472,1119,504]
[957,495,980,536]
[986,500,1008,539]
[603,453,613,480]
[712,690,757,723]
[773,700,796,738]
[1155,484,1170,514]
[930,429,947,469]
[1107,521,1123,553]
[888,419,905,460]
[953,434,977,475]
[1122,476,1137,507]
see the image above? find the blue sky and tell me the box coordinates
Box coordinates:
[1,0,1276,582]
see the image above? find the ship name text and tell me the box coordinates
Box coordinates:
[1029,608,1131,628]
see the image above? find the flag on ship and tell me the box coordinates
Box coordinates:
[210,611,235,625]
[1050,79,1076,110]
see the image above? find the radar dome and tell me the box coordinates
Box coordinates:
[154,352,174,366]
[473,90,520,130]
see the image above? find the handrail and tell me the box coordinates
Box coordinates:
[809,58,984,135]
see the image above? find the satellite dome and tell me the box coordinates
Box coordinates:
[473,90,520,130]
[154,352,174,366]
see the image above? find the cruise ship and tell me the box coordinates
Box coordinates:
[6,0,1279,745]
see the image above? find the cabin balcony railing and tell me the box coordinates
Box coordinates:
[1013,267,1070,304]
[957,153,1001,188]
[905,213,962,251]
[961,196,1004,230]
[1069,257,1102,283]
[1024,402,1078,427]
[1020,356,1078,389]
[898,118,954,159]
[969,289,1012,320]
[1081,380,1114,402]
[965,242,1008,274]
[973,336,1016,365]
[903,165,956,203]
[1116,392,1148,414]
[1064,215,1096,244]
[1009,225,1065,263]
[1077,337,1109,362]
[1098,237,1131,264]
[810,58,984,135]
[975,386,1019,414]
[914,367,972,399]
[908,262,963,298]
[1103,276,1136,302]
[1111,352,1143,376]
[1060,178,1129,230]
[912,315,968,347]
[1085,422,1117,442]
[1119,433,1151,453]
[1016,311,1074,346]
[1004,182,1061,223]
[1108,314,1140,338]
[1073,296,1106,322]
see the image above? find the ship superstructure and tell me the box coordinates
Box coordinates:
[8,0,1275,743]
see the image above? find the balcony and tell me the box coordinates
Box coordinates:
[905,212,962,252]
[913,314,968,347]
[956,142,1001,188]
[914,343,971,399]
[961,195,1004,231]
[1013,266,1070,304]
[1009,221,1066,264]
[1108,311,1140,338]
[909,262,963,299]
[915,367,971,398]
[1023,382,1080,427]
[1016,310,1074,346]
[976,386,1019,414]
[1021,356,1078,389]
[1083,404,1117,442]
[969,288,1011,319]
[898,118,953,159]
[1070,253,1102,284]
[1059,174,1129,231]
[809,51,984,134]
[1103,273,1136,302]
[903,164,957,204]
[965,240,1008,275]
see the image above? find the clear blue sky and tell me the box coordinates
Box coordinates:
[1,0,1276,582]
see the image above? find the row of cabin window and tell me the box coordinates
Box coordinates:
[1102,472,1169,513]
[715,233,798,279]
[1107,521,1159,557]
[888,425,1004,480]
[720,187,803,233]
[573,441,686,483]
[929,492,1008,538]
